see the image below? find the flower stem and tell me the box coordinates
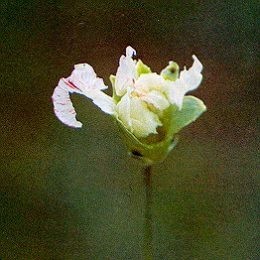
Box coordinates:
[143,165,153,260]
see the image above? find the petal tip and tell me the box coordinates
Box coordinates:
[126,46,136,57]
[72,121,83,128]
[192,55,203,72]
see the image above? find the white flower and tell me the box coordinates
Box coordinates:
[52,46,203,138]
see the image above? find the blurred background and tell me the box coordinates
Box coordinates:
[0,0,259,259]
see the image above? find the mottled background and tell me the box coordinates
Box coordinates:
[0,0,259,259]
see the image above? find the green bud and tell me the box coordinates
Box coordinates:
[161,61,179,81]
[136,59,152,76]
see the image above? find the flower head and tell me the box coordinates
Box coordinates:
[52,46,206,163]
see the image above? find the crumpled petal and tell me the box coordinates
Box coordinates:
[140,90,170,111]
[167,55,203,109]
[115,46,137,97]
[133,73,170,111]
[52,63,115,128]
[134,73,166,93]
[69,63,108,92]
[116,93,162,138]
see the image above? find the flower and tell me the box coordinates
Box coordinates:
[52,46,206,163]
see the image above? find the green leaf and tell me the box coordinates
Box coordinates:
[169,95,206,135]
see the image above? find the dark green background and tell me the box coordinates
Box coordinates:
[0,0,259,259]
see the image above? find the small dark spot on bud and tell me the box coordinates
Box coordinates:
[131,150,143,157]
[170,68,175,73]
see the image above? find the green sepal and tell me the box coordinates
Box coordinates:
[110,74,121,103]
[116,119,179,165]
[116,95,206,164]
[161,61,179,81]
[136,59,152,76]
[168,95,206,135]
[109,74,115,87]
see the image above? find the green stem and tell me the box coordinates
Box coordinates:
[143,165,153,260]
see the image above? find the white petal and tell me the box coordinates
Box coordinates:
[116,94,162,138]
[116,91,132,130]
[192,55,203,72]
[167,81,186,109]
[87,90,115,115]
[134,73,165,93]
[52,64,115,128]
[130,97,162,137]
[52,79,82,128]
[133,73,170,111]
[67,63,115,114]
[70,63,108,92]
[179,55,203,92]
[140,90,170,110]
[167,55,203,109]
[115,47,137,96]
